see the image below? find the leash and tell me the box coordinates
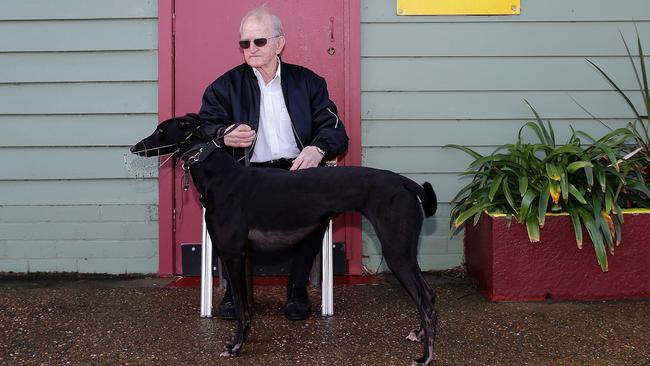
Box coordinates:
[180,122,248,190]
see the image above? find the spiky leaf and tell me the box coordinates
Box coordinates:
[525,210,541,242]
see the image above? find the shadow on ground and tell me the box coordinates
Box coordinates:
[1,273,648,365]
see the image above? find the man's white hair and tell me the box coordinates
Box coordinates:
[240,6,284,36]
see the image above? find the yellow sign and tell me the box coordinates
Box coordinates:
[397,0,520,15]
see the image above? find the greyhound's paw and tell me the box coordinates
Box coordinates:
[220,348,240,358]
[406,328,424,342]
[411,357,433,366]
[221,339,242,358]
[412,352,434,366]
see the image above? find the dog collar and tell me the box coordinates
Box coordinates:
[181,139,221,166]
[180,122,245,167]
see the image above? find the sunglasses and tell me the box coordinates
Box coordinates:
[239,35,281,49]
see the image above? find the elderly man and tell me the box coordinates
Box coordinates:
[198,7,348,321]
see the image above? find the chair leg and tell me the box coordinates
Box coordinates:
[200,210,213,318]
[321,220,334,316]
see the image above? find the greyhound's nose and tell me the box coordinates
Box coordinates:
[130,145,136,153]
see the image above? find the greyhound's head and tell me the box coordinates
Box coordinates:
[130,114,204,157]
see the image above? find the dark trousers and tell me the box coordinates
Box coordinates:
[249,158,326,288]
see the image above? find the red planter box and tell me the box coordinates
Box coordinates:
[465,212,650,301]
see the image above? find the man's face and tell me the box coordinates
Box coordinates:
[240,17,284,70]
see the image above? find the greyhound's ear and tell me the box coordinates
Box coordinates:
[179,119,194,129]
[179,113,199,129]
[179,120,190,129]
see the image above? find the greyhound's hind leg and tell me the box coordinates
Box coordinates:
[369,200,437,366]
[406,272,437,343]
[384,255,437,366]
[406,326,425,342]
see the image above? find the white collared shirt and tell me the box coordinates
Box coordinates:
[250,59,300,163]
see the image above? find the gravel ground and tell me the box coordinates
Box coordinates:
[0,273,648,366]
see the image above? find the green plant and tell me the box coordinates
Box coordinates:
[580,29,650,181]
[447,104,650,272]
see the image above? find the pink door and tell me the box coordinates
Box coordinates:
[158,0,361,276]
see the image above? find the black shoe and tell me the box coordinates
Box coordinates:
[284,285,311,321]
[219,287,236,320]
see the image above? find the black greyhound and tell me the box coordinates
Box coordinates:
[131,114,439,365]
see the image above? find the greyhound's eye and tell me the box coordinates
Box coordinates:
[156,128,165,135]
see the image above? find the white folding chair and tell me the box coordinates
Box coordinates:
[200,210,334,317]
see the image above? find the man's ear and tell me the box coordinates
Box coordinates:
[275,36,286,55]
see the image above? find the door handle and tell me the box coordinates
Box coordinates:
[328,17,335,55]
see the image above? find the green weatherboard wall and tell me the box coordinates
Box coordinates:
[1,0,649,273]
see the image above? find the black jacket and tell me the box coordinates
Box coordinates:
[198,60,349,162]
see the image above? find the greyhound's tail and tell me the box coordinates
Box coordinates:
[403,178,437,217]
[420,182,437,217]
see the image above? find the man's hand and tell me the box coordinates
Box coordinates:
[290,146,324,170]
[224,124,256,148]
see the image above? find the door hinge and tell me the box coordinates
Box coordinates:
[172,12,176,37]
[172,208,177,233]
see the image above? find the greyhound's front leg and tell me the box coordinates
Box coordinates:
[219,254,251,357]
[245,249,254,315]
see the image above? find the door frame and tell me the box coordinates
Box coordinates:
[157,0,362,276]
